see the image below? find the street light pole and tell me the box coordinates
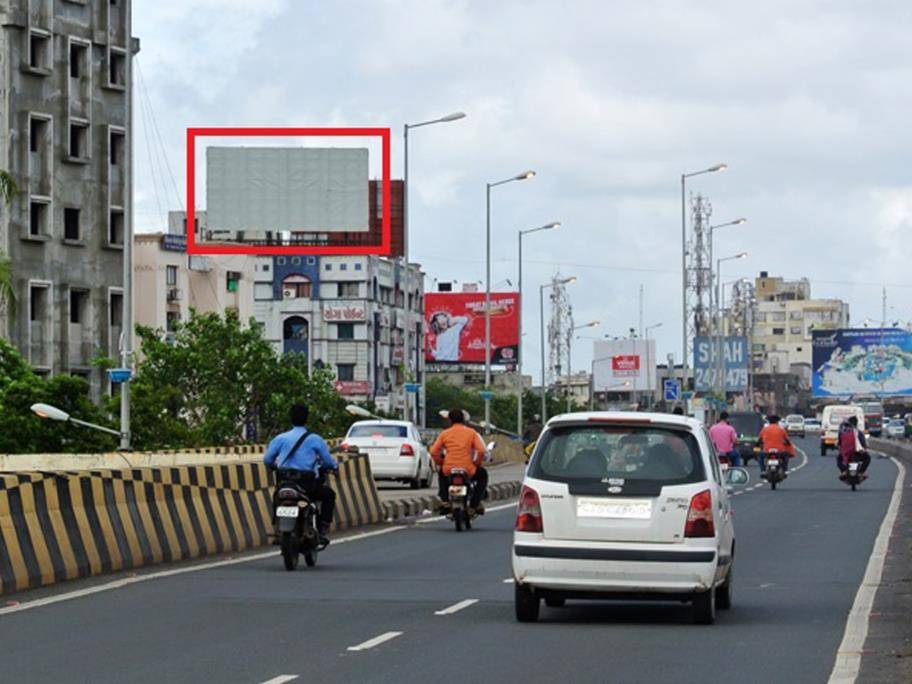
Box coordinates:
[715,252,748,408]
[566,320,599,412]
[402,112,465,424]
[517,222,560,434]
[485,170,534,434]
[681,164,727,415]
[645,322,663,407]
[540,276,575,422]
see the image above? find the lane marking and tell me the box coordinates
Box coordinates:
[347,631,403,652]
[412,500,517,526]
[434,598,478,616]
[503,578,514,583]
[828,455,905,684]
[259,677,299,684]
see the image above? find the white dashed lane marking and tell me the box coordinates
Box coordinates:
[434,599,479,616]
[347,632,404,652]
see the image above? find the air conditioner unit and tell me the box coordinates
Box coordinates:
[167,288,182,301]
[283,289,295,300]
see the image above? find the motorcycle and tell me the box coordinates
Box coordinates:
[446,467,476,532]
[273,470,328,571]
[761,448,786,490]
[843,457,865,491]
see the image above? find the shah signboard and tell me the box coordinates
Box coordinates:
[693,336,749,392]
[812,328,912,397]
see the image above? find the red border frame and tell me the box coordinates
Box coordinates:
[186,127,391,255]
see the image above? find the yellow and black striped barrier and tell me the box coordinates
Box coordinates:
[0,454,382,596]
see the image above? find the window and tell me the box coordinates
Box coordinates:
[64,208,81,240]
[291,257,301,265]
[30,202,48,236]
[69,41,87,79]
[337,364,355,381]
[69,290,87,324]
[110,293,123,328]
[790,326,802,335]
[355,263,362,271]
[110,131,124,165]
[109,210,124,245]
[337,323,355,340]
[789,311,803,320]
[771,312,786,322]
[262,264,270,272]
[108,50,126,87]
[29,31,50,71]
[166,311,180,332]
[325,263,332,271]
[338,281,359,298]
[347,424,407,438]
[277,257,286,265]
[166,265,177,286]
[30,286,47,322]
[29,117,48,153]
[69,121,88,159]
[282,276,311,299]
[307,257,316,265]
[340,263,348,271]
[772,327,785,336]
[227,271,241,292]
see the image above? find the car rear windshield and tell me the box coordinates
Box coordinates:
[728,413,764,436]
[348,424,408,438]
[786,415,803,422]
[528,424,706,486]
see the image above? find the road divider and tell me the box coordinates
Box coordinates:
[0,453,380,596]
[382,481,521,521]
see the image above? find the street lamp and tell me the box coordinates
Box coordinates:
[681,163,727,414]
[566,320,599,411]
[517,221,561,434]
[715,252,748,400]
[540,276,576,421]
[644,322,663,404]
[485,169,535,434]
[403,111,466,425]
[707,217,747,363]
[31,403,122,437]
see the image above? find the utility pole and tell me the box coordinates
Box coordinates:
[119,0,135,451]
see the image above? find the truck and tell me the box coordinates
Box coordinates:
[858,401,884,437]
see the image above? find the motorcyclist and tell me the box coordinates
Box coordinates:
[263,403,338,546]
[757,414,795,476]
[837,415,871,481]
[709,411,742,466]
[431,408,489,515]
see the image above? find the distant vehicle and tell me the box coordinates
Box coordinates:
[858,402,884,437]
[342,420,433,489]
[886,418,905,439]
[512,412,750,625]
[804,418,822,435]
[784,414,806,438]
[727,411,765,465]
[820,405,865,456]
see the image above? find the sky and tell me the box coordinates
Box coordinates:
[132,0,912,383]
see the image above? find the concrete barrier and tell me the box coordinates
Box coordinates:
[0,452,380,596]
[382,481,522,521]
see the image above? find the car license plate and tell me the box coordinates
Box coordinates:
[276,506,299,518]
[753,447,761,453]
[576,497,652,520]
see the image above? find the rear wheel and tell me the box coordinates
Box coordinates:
[770,479,777,490]
[304,550,317,567]
[716,568,733,610]
[280,532,299,571]
[454,512,464,532]
[545,596,566,608]
[419,462,432,489]
[692,588,716,625]
[464,512,472,530]
[515,584,540,622]
[851,482,857,491]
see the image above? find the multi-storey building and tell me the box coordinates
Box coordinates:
[0,0,136,397]
[254,253,424,417]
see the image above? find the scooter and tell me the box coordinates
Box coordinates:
[761,448,786,490]
[273,470,328,571]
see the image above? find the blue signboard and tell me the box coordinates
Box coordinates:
[693,336,749,392]
[160,234,187,252]
[812,328,912,397]
[663,379,681,401]
[404,382,420,394]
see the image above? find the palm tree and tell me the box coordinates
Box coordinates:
[0,170,17,315]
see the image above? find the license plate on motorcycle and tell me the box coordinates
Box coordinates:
[276,506,299,518]
[767,459,779,466]
[577,497,652,520]
[449,486,468,496]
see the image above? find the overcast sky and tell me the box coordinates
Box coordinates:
[133,0,912,381]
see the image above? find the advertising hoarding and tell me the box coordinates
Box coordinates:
[812,328,912,397]
[693,336,749,392]
[206,147,369,234]
[425,292,519,365]
[592,339,656,392]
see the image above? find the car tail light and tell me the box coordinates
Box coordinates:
[515,485,543,533]
[684,489,714,538]
[400,443,415,457]
[341,442,349,451]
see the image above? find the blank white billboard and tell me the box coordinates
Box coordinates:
[592,338,657,393]
[206,147,369,233]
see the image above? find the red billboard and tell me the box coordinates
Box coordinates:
[425,292,520,365]
[612,355,640,376]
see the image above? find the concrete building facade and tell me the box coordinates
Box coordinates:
[0,0,136,396]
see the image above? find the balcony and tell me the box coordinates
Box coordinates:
[167,287,182,302]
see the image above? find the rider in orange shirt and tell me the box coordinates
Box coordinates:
[758,415,796,476]
[430,409,489,514]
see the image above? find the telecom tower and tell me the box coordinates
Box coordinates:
[685,194,714,369]
[547,274,573,386]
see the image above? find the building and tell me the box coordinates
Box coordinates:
[0,1,136,396]
[748,272,849,374]
[253,253,424,417]
[133,214,256,349]
[553,372,592,407]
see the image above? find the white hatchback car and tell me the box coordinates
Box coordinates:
[343,420,433,489]
[512,412,749,624]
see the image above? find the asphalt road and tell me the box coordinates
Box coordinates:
[0,438,899,684]
[376,461,526,502]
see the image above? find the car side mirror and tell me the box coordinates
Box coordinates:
[725,467,750,488]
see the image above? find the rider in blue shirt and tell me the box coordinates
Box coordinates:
[264,404,339,543]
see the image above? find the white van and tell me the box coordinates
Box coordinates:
[820,405,865,456]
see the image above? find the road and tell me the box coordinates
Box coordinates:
[376,461,526,502]
[0,438,899,684]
